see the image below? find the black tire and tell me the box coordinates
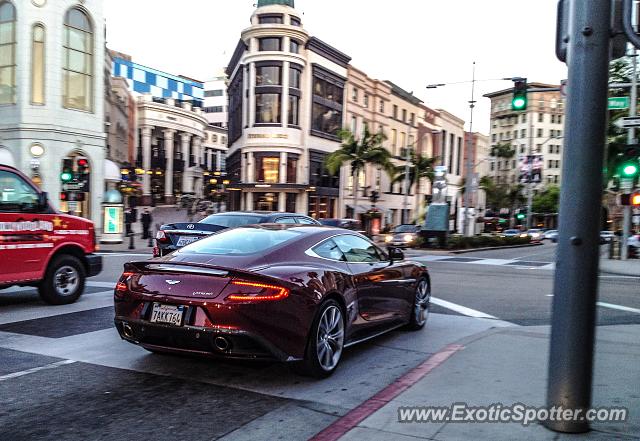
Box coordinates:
[38,255,86,305]
[292,299,345,378]
[407,278,430,331]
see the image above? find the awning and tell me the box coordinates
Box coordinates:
[0,147,16,167]
[104,159,122,182]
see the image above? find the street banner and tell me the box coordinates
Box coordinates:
[518,155,543,184]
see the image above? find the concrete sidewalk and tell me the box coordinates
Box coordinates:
[599,257,640,277]
[327,324,640,440]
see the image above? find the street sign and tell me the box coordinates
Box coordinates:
[614,116,640,128]
[62,182,84,191]
[608,96,629,110]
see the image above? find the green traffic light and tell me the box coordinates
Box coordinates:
[60,171,73,182]
[512,97,527,110]
[517,214,525,220]
[622,163,638,177]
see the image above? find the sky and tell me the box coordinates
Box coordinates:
[104,0,567,134]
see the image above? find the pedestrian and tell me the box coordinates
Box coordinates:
[141,208,152,239]
[124,208,133,236]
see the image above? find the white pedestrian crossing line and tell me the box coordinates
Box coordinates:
[430,297,498,319]
[0,359,76,382]
[412,255,555,270]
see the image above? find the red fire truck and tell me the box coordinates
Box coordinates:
[0,164,102,304]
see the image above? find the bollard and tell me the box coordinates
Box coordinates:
[128,232,135,250]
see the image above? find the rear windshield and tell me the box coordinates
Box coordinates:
[180,227,302,255]
[200,214,264,228]
[319,219,339,227]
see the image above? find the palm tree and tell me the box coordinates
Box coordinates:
[391,151,438,220]
[326,128,393,218]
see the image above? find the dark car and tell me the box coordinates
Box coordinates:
[319,218,367,235]
[115,224,430,378]
[384,224,421,247]
[154,211,319,256]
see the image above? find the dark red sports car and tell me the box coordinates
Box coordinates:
[114,224,431,377]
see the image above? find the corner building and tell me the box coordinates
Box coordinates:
[226,0,350,216]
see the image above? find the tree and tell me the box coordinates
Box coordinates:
[607,57,634,184]
[391,151,437,220]
[489,142,516,182]
[532,185,560,214]
[326,128,393,218]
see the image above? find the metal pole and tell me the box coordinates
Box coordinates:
[622,50,637,260]
[545,0,612,433]
[526,105,534,229]
[402,122,412,224]
[463,62,476,237]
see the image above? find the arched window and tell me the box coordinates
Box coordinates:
[63,8,93,111]
[0,1,16,105]
[32,24,45,104]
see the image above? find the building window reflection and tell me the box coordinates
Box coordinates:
[258,14,283,24]
[256,65,281,86]
[259,37,281,52]
[31,24,45,104]
[255,93,281,124]
[63,7,93,111]
[0,1,17,105]
[311,68,344,138]
[254,192,278,211]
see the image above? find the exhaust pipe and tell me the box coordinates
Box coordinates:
[122,323,134,339]
[214,336,231,351]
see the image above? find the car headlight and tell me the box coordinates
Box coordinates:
[520,233,528,238]
[404,234,414,242]
[385,235,392,242]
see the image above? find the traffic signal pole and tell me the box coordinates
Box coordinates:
[545,0,611,433]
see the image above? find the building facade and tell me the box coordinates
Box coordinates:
[343,66,441,227]
[0,0,106,226]
[225,0,350,217]
[204,73,228,128]
[484,84,564,188]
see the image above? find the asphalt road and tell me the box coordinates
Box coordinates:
[0,245,638,440]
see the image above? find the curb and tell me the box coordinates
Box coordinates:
[599,259,640,277]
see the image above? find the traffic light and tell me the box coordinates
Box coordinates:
[512,80,528,111]
[61,158,73,182]
[516,212,526,220]
[619,145,640,178]
[631,191,640,206]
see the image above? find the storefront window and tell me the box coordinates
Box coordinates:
[254,192,278,211]
[287,155,298,183]
[256,156,280,183]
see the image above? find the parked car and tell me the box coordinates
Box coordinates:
[0,164,102,304]
[600,231,615,244]
[154,211,320,256]
[385,224,422,247]
[544,230,559,242]
[115,224,430,377]
[526,229,545,241]
[319,218,365,234]
[502,229,527,238]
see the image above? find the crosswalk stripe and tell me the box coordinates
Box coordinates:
[430,297,498,319]
[0,359,76,382]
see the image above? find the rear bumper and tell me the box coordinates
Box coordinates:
[85,254,102,277]
[114,317,298,362]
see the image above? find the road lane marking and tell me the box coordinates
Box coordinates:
[87,281,116,289]
[96,253,151,257]
[597,302,640,314]
[430,297,497,319]
[0,359,76,382]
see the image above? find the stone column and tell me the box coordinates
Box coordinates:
[181,133,193,194]
[247,152,255,183]
[246,192,254,211]
[141,126,153,205]
[163,129,176,204]
[278,192,286,212]
[279,152,287,184]
[193,136,203,167]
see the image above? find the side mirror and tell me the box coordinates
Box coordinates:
[387,246,404,263]
[38,192,49,210]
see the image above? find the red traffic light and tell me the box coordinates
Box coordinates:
[77,158,88,167]
[632,192,640,206]
[60,192,68,201]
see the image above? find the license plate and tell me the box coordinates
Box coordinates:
[150,303,184,326]
[176,236,200,247]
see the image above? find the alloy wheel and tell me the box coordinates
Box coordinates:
[53,265,79,297]
[413,279,431,327]
[316,305,344,371]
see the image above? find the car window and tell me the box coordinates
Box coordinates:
[200,214,264,228]
[395,225,417,233]
[312,239,345,261]
[0,171,40,213]
[181,227,301,255]
[275,217,297,224]
[333,235,381,263]
[296,217,317,225]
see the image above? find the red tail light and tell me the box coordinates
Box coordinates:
[156,230,170,243]
[225,280,289,302]
[115,271,136,295]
